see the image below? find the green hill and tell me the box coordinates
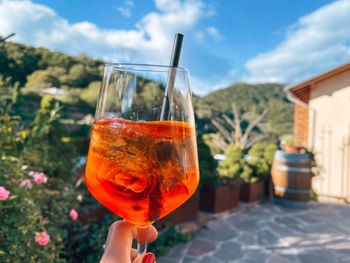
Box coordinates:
[193,82,294,143]
[0,41,293,146]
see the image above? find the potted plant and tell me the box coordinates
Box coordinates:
[239,143,272,202]
[199,137,240,213]
[282,139,297,153]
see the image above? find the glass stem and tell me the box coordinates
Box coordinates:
[137,241,147,255]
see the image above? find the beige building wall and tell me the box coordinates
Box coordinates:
[309,69,350,200]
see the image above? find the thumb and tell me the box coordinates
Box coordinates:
[133,252,156,263]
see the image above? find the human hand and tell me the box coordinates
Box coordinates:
[100,220,158,263]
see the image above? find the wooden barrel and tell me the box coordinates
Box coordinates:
[271,150,312,205]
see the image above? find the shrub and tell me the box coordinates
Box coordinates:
[245,143,278,182]
[219,144,244,182]
[219,143,278,184]
[0,94,80,262]
[197,134,220,188]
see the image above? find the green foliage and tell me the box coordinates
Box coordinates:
[240,164,255,183]
[22,95,76,178]
[194,83,293,142]
[57,88,83,104]
[197,134,220,188]
[0,42,103,91]
[219,143,278,183]
[148,225,192,257]
[80,81,101,108]
[60,63,101,88]
[66,214,119,263]
[264,144,278,164]
[219,144,244,182]
[202,133,224,155]
[0,94,80,262]
[26,66,65,87]
[244,143,278,182]
[310,189,318,201]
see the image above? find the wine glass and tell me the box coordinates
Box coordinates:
[85,63,199,255]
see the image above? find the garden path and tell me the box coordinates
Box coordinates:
[158,201,350,263]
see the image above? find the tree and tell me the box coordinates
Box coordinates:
[25,68,63,93]
[211,103,268,150]
[80,81,101,108]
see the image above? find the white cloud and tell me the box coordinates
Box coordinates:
[117,0,134,18]
[244,0,350,84]
[206,26,223,41]
[0,0,209,65]
[191,68,238,96]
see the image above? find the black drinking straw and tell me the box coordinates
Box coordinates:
[160,33,184,121]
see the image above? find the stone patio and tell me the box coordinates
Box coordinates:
[158,201,350,263]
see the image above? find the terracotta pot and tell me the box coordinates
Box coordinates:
[283,145,297,153]
[157,191,199,227]
[199,185,240,213]
[240,181,265,202]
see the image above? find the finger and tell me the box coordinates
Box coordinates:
[130,249,138,261]
[133,252,156,263]
[136,225,158,244]
[101,220,136,263]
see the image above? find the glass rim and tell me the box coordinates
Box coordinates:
[105,63,189,73]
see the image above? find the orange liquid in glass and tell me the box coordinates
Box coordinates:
[85,118,199,226]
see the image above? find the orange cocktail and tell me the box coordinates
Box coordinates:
[85,118,199,226]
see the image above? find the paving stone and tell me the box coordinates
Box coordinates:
[267,256,294,263]
[162,202,350,263]
[297,252,338,263]
[338,207,350,219]
[187,239,216,256]
[280,235,304,247]
[294,213,322,225]
[257,229,279,246]
[274,216,305,233]
[199,256,221,263]
[197,219,238,241]
[237,232,256,246]
[212,241,243,262]
[157,257,180,263]
[326,239,350,250]
[226,213,247,229]
[335,249,350,263]
[166,243,187,258]
[182,256,197,262]
[244,206,274,220]
[243,248,270,260]
[264,221,295,236]
[231,217,259,233]
[266,246,298,262]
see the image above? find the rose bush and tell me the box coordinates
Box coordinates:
[0,94,81,262]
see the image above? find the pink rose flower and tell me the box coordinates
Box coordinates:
[19,179,32,188]
[28,171,35,177]
[33,173,47,184]
[0,186,10,200]
[70,209,78,221]
[35,232,50,246]
[11,179,17,184]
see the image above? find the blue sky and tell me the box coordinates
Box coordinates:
[1,0,350,95]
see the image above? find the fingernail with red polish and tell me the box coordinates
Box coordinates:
[142,252,155,263]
